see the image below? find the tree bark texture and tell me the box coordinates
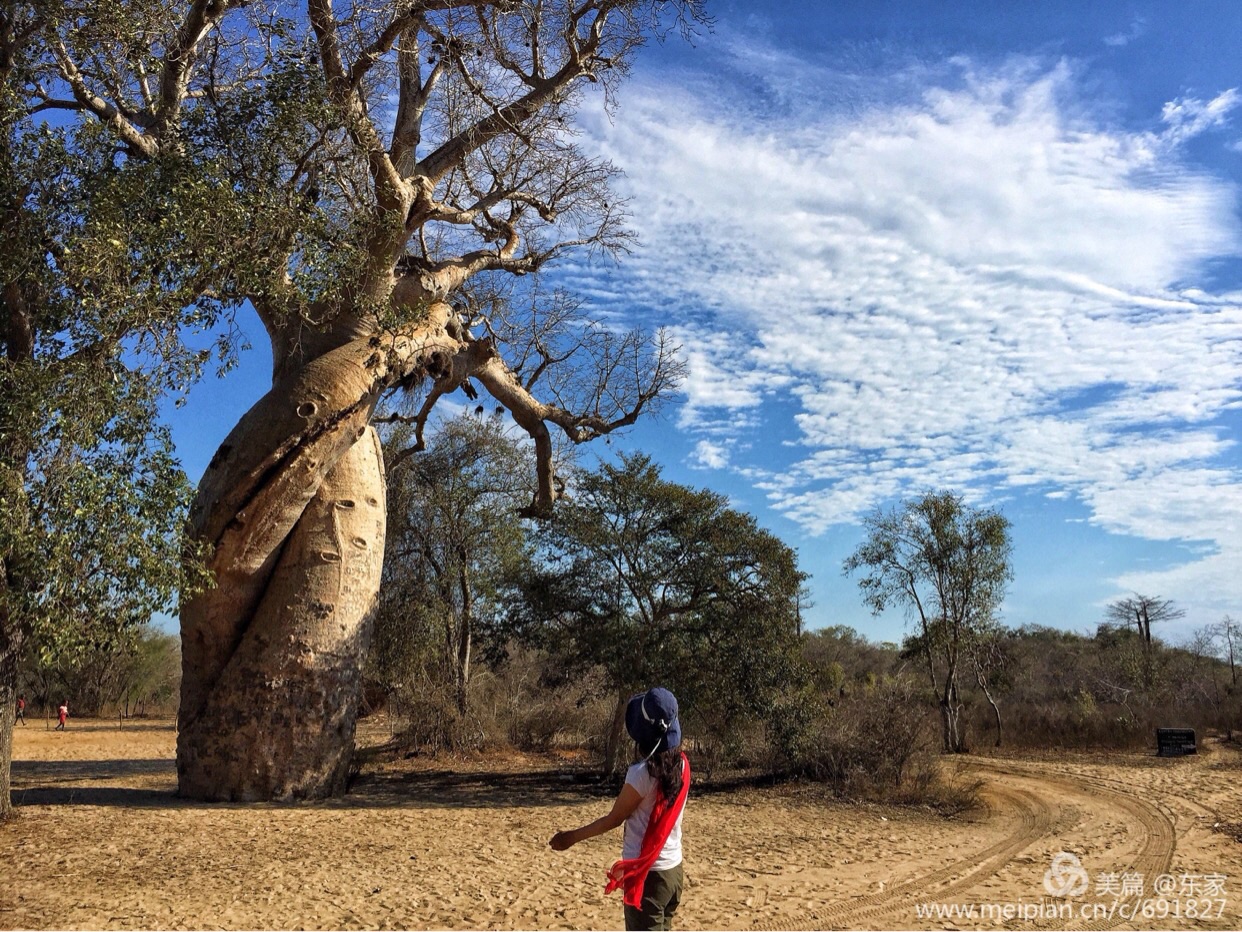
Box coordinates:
[178,427,385,800]
[603,691,628,776]
[454,564,472,717]
[939,678,964,754]
[977,672,1003,748]
[0,607,17,820]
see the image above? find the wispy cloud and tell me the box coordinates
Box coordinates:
[567,43,1242,623]
[690,439,731,470]
[1104,17,1148,48]
[1160,89,1241,146]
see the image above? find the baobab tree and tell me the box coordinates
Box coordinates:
[15,0,704,801]
[1104,594,1184,689]
[1105,594,1185,647]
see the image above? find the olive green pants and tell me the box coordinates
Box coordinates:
[623,863,684,931]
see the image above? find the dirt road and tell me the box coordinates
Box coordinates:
[2,721,1239,930]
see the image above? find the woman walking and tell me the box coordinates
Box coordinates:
[550,687,690,930]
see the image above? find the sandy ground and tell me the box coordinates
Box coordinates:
[2,719,1241,931]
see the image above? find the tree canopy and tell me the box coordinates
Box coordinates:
[370,411,535,717]
[844,490,1012,753]
[0,4,221,817]
[503,453,807,769]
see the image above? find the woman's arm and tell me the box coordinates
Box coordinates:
[549,783,644,850]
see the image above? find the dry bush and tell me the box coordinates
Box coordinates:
[990,701,1146,750]
[380,644,616,755]
[469,645,613,753]
[993,696,1224,752]
[682,714,770,779]
[896,759,985,815]
[387,684,489,755]
[766,676,978,810]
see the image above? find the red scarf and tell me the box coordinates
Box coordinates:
[605,753,690,908]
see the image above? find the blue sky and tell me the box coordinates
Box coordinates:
[167,1,1242,645]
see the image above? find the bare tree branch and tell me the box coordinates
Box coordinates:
[468,326,684,516]
[46,35,157,158]
[308,0,410,218]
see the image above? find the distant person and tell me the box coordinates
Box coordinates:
[15,695,25,725]
[56,702,68,731]
[550,687,689,931]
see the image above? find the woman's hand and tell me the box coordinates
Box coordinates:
[549,784,642,851]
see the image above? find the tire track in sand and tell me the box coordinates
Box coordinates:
[745,756,1176,931]
[747,781,1056,931]
[972,760,1177,932]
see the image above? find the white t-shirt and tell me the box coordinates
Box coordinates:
[622,760,684,870]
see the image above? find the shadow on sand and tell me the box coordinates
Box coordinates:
[9,756,616,811]
[341,765,616,810]
[11,758,181,809]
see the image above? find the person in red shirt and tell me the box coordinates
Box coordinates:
[15,695,25,725]
[55,702,68,730]
[550,687,689,931]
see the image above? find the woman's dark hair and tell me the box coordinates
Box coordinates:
[645,745,684,802]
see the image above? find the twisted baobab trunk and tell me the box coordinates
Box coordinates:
[177,305,458,801]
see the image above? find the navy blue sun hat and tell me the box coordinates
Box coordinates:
[625,687,681,755]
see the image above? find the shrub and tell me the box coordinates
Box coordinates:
[765,675,974,808]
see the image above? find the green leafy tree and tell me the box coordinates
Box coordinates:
[844,491,1012,753]
[504,453,807,772]
[370,412,534,720]
[0,12,222,816]
[117,626,182,717]
[10,1,701,800]
[20,622,181,718]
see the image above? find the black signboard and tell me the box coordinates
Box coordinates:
[1155,728,1196,757]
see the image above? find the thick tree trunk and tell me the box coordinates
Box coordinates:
[177,304,462,801]
[178,430,385,800]
[0,606,18,821]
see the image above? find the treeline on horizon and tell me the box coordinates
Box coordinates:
[16,605,1239,807]
[17,413,1241,809]
[19,618,1238,748]
[366,612,1242,806]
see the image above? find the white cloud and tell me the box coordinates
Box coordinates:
[1160,89,1241,146]
[690,439,731,470]
[1104,18,1148,48]
[566,46,1242,623]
